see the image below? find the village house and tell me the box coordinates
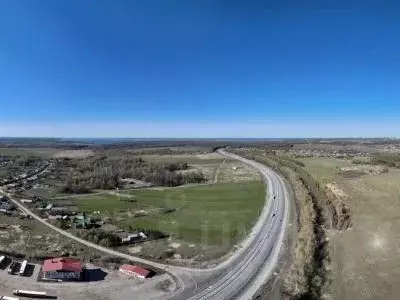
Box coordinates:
[42,257,83,281]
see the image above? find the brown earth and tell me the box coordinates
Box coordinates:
[53,149,95,158]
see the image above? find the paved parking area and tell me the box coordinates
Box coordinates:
[0,260,174,300]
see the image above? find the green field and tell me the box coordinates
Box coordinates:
[300,157,353,184]
[73,181,265,245]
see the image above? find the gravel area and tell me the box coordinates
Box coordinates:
[0,261,174,300]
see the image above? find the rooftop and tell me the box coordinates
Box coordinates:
[42,257,83,273]
[119,264,151,278]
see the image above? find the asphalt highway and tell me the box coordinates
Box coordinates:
[0,150,290,300]
[183,150,290,300]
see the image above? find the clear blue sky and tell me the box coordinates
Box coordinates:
[1,1,399,137]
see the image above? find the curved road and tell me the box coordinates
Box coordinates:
[0,150,290,300]
[181,149,290,300]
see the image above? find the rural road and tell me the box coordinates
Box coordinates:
[0,150,290,300]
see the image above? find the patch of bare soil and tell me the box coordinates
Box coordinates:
[127,245,142,254]
[325,183,349,199]
[195,152,223,159]
[53,149,95,158]
[214,160,261,183]
[325,183,351,230]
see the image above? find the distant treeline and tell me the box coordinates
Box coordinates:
[0,137,399,150]
[60,153,206,193]
[0,138,298,150]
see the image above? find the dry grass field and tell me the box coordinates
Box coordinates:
[0,215,104,262]
[53,149,95,158]
[214,159,261,183]
[301,157,400,300]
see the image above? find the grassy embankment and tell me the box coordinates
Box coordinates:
[231,149,332,299]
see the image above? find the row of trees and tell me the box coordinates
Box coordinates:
[60,153,206,193]
[78,229,122,247]
[75,228,167,248]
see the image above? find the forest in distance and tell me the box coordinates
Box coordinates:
[61,154,206,193]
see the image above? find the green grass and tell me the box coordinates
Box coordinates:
[300,157,353,184]
[73,181,265,245]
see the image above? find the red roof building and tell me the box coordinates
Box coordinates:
[119,264,151,279]
[42,258,83,281]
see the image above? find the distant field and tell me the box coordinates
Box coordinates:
[73,181,265,246]
[140,153,234,182]
[299,157,353,184]
[300,157,400,300]
[214,159,261,183]
[0,147,59,158]
[126,146,212,154]
[139,153,229,165]
[53,149,95,158]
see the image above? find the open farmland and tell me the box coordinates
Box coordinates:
[300,157,400,300]
[71,181,265,263]
[74,181,265,244]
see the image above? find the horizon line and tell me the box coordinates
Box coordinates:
[0,136,398,140]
